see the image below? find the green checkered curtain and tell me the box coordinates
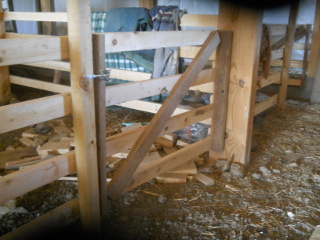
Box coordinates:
[91,12,107,33]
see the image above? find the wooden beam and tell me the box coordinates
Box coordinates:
[300,24,311,88]
[271,59,303,68]
[105,68,214,106]
[180,46,216,60]
[0,36,69,66]
[0,152,76,205]
[108,68,151,81]
[0,93,72,133]
[211,31,232,152]
[308,0,320,77]
[66,0,101,233]
[209,2,263,165]
[0,3,10,105]
[0,199,79,240]
[258,70,281,89]
[24,61,71,71]
[102,30,213,53]
[10,75,71,93]
[106,104,213,157]
[107,31,220,199]
[278,1,299,115]
[271,25,306,50]
[180,14,218,28]
[39,0,53,35]
[254,94,278,115]
[127,137,211,192]
[310,50,320,103]
[92,33,108,219]
[3,11,68,22]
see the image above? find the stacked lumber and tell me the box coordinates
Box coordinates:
[0,119,74,171]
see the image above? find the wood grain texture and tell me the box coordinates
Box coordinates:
[308,0,320,77]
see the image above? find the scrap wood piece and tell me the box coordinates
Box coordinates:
[5,156,43,170]
[107,31,220,200]
[155,172,188,183]
[121,122,143,133]
[19,137,34,147]
[40,141,72,154]
[194,172,214,186]
[176,139,191,149]
[167,160,197,175]
[0,147,38,170]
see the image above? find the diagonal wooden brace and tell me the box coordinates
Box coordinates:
[107,31,221,200]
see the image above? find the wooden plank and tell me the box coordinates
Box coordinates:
[308,0,320,77]
[0,36,69,66]
[102,30,213,53]
[0,3,10,105]
[258,70,281,88]
[254,94,278,115]
[92,33,108,220]
[0,151,76,205]
[24,61,71,71]
[66,0,101,233]
[211,31,232,152]
[3,11,68,22]
[40,0,53,35]
[278,1,299,115]
[180,14,218,28]
[310,51,320,103]
[180,46,216,60]
[209,2,263,165]
[10,75,71,93]
[300,24,311,88]
[139,0,156,8]
[0,199,79,240]
[126,137,211,192]
[109,68,151,81]
[0,147,38,170]
[271,59,303,68]
[271,25,306,50]
[0,93,72,133]
[105,68,214,106]
[106,104,213,157]
[107,32,220,199]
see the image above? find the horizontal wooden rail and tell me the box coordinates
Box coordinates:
[271,59,303,68]
[0,93,72,133]
[0,199,79,240]
[106,104,213,157]
[258,70,281,89]
[105,68,214,106]
[3,11,68,22]
[0,151,76,205]
[108,68,151,81]
[10,75,71,93]
[254,94,278,115]
[128,137,211,192]
[180,14,218,27]
[0,36,69,66]
[101,30,214,53]
[180,46,216,60]
[24,61,71,71]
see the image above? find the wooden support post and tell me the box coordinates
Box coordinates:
[92,34,108,220]
[211,31,232,152]
[310,50,320,103]
[278,1,299,115]
[107,31,220,200]
[300,24,311,88]
[209,2,263,165]
[0,3,11,105]
[308,0,320,77]
[66,0,101,235]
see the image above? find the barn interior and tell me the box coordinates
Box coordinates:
[0,0,320,239]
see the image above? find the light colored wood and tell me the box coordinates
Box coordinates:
[278,1,299,114]
[300,24,311,88]
[271,59,303,68]
[210,3,263,165]
[108,68,151,81]
[211,31,232,152]
[92,33,108,220]
[0,147,38,170]
[3,11,68,22]
[180,14,218,28]
[25,60,71,71]
[105,68,214,106]
[0,199,79,240]
[10,75,71,93]
[310,51,320,103]
[40,0,53,35]
[0,93,72,134]
[0,36,69,66]
[66,0,101,233]
[254,94,278,115]
[127,137,211,192]
[106,104,213,157]
[194,172,214,186]
[53,70,62,84]
[102,30,213,53]
[180,46,216,60]
[107,32,220,199]
[0,3,10,105]
[309,225,320,240]
[139,0,156,8]
[308,0,320,77]
[0,151,76,205]
[271,25,306,50]
[258,70,281,88]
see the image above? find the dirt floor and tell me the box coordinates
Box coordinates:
[1,86,320,239]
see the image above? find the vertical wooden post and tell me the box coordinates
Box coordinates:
[308,0,320,77]
[211,31,232,152]
[39,0,53,35]
[300,24,311,88]
[209,2,263,165]
[310,51,320,103]
[66,0,101,235]
[0,3,11,105]
[278,1,299,115]
[92,34,108,219]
